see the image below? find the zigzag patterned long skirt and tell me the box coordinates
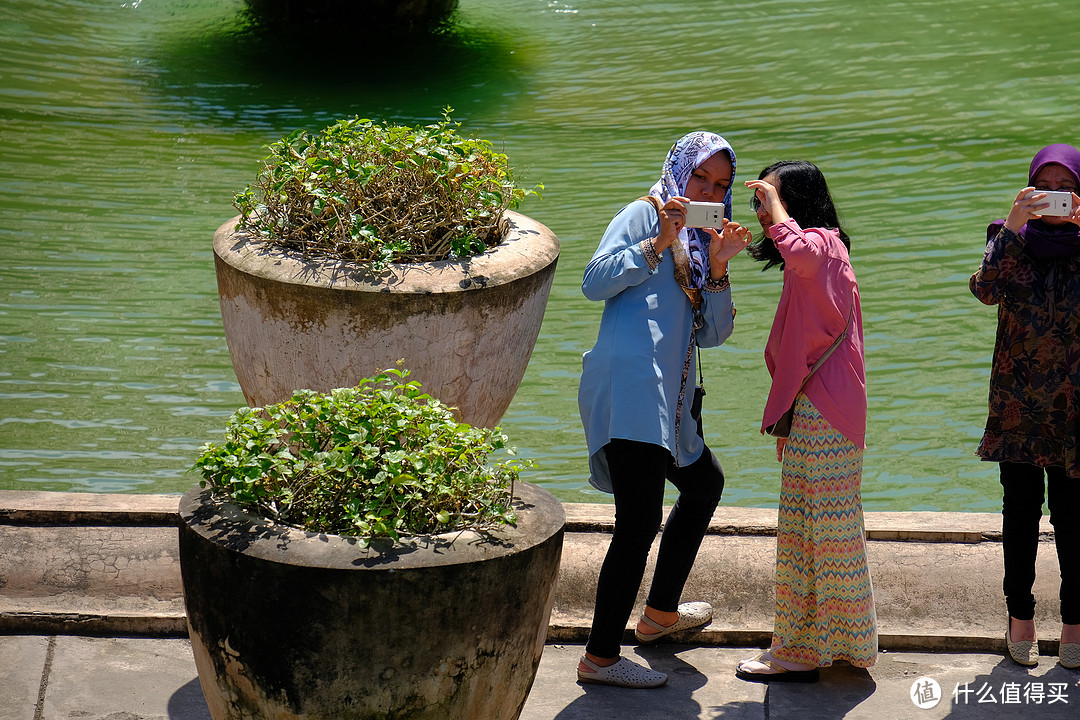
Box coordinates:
[770,394,878,668]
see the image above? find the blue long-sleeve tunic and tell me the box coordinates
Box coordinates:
[577,199,736,492]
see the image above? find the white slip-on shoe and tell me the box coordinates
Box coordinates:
[577,655,668,688]
[1060,642,1080,669]
[634,601,713,644]
[1006,617,1039,667]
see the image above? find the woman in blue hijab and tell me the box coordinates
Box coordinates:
[576,132,752,688]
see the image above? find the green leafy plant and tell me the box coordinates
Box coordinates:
[233,108,541,269]
[190,369,530,543]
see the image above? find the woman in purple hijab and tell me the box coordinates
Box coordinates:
[970,143,1080,669]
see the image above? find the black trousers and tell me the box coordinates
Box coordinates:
[1000,461,1080,625]
[584,439,725,658]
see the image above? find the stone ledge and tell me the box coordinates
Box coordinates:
[550,624,1060,655]
[0,610,187,637]
[564,502,1050,543]
[0,489,1062,647]
[0,490,180,526]
[2,491,1054,542]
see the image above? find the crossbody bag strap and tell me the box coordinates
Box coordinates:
[794,302,855,396]
[673,326,697,467]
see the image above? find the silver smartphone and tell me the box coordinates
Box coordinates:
[683,201,726,228]
[1028,190,1073,217]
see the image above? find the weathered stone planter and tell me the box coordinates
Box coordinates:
[213,210,559,428]
[178,481,565,720]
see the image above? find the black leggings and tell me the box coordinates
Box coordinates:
[1000,461,1080,625]
[584,439,725,658]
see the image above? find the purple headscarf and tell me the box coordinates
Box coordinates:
[987,143,1080,260]
[648,132,736,289]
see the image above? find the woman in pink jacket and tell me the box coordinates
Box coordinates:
[736,161,877,683]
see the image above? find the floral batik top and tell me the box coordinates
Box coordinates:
[970,226,1080,478]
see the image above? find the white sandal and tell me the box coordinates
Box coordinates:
[735,652,820,684]
[577,655,668,688]
[634,601,713,643]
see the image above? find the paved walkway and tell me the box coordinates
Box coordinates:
[3,634,1078,719]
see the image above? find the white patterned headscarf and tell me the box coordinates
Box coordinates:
[648,132,736,289]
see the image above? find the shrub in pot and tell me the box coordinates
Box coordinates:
[214,110,559,428]
[179,369,565,720]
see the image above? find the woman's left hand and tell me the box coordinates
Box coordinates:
[776,437,787,462]
[1068,192,1080,227]
[705,219,752,275]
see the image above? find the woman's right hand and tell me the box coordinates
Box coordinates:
[1004,187,1051,232]
[744,179,791,225]
[652,197,687,253]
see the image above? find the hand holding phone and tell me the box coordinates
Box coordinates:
[1026,189,1074,217]
[683,201,726,228]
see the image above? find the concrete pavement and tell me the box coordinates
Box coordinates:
[3,634,1079,719]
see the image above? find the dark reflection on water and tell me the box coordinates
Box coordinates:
[150,7,530,131]
[2,0,1079,510]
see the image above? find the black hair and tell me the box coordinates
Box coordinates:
[747,160,850,271]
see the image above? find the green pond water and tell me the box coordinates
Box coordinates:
[2,0,1079,510]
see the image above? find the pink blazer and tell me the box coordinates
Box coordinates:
[761,219,866,449]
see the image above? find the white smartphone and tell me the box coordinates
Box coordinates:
[1027,189,1074,217]
[683,201,725,228]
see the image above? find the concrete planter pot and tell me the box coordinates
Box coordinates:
[213,210,559,428]
[178,481,565,720]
